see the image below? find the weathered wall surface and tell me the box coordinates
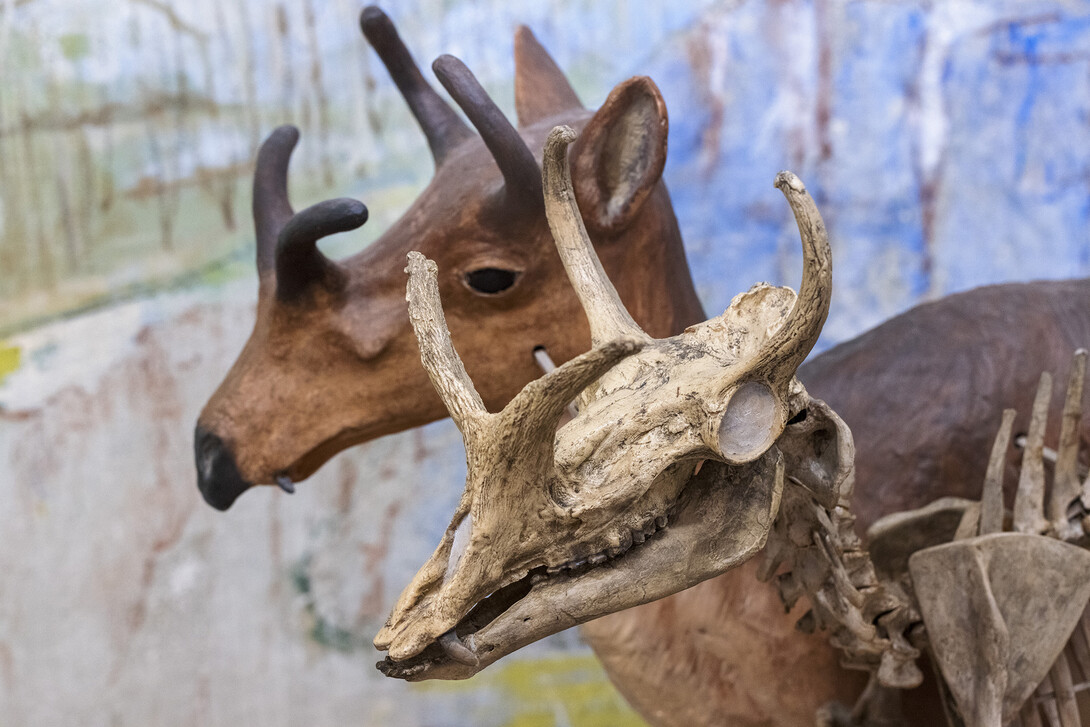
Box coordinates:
[2,0,1090,725]
[0,285,637,725]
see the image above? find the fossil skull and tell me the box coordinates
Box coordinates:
[374,127,852,680]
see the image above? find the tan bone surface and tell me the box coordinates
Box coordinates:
[907,356,1090,727]
[374,126,849,681]
[864,350,1090,727]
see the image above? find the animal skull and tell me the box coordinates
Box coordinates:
[374,127,852,679]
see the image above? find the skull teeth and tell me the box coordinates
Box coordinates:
[437,628,478,666]
[534,514,671,583]
[383,513,673,675]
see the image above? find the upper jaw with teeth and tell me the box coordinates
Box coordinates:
[374,127,843,679]
[377,451,789,680]
[382,510,675,671]
[373,427,691,665]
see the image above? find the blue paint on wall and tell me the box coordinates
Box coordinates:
[597,1,1090,353]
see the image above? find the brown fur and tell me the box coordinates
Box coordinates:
[197,102,702,489]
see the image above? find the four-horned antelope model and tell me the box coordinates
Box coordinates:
[194,6,701,511]
[195,7,1090,726]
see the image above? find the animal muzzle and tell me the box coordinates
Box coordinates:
[194,425,252,511]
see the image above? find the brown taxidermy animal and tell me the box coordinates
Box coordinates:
[194,7,701,511]
[194,7,1090,726]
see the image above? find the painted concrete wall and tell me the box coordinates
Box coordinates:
[2,1,1089,725]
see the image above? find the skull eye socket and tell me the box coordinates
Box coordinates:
[716,381,782,463]
[786,408,809,425]
[464,268,519,295]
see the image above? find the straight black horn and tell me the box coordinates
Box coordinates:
[433,54,543,211]
[360,6,473,167]
[253,125,299,278]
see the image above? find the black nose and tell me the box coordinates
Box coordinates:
[194,425,252,511]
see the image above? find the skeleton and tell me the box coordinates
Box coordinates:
[197,8,1090,725]
[374,125,854,680]
[382,129,1090,724]
[862,350,1090,727]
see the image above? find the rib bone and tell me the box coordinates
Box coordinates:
[980,409,1016,536]
[1052,350,1087,531]
[1014,372,1052,534]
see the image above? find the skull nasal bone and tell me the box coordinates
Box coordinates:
[445,513,474,583]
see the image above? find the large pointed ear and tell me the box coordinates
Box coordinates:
[514,26,582,127]
[570,77,668,235]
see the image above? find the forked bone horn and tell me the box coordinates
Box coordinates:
[504,337,644,442]
[762,172,833,385]
[275,198,368,303]
[360,7,473,166]
[433,54,543,210]
[405,252,488,436]
[541,126,651,347]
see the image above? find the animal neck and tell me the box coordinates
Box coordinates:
[582,558,868,725]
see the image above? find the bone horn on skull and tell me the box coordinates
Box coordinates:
[541,126,651,347]
[404,251,489,440]
[359,6,473,167]
[761,172,834,386]
[433,54,543,211]
[404,249,642,446]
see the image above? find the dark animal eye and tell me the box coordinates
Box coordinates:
[465,268,519,295]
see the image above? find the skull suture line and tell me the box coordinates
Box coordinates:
[375,127,853,680]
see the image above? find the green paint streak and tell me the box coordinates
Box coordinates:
[0,344,21,385]
[59,33,90,61]
[309,617,371,653]
[418,653,648,727]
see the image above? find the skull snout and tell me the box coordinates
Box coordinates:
[194,424,252,511]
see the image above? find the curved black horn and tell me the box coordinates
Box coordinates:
[360,6,473,166]
[433,54,543,210]
[275,198,369,303]
[254,125,300,277]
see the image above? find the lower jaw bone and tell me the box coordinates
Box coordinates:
[437,628,478,666]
